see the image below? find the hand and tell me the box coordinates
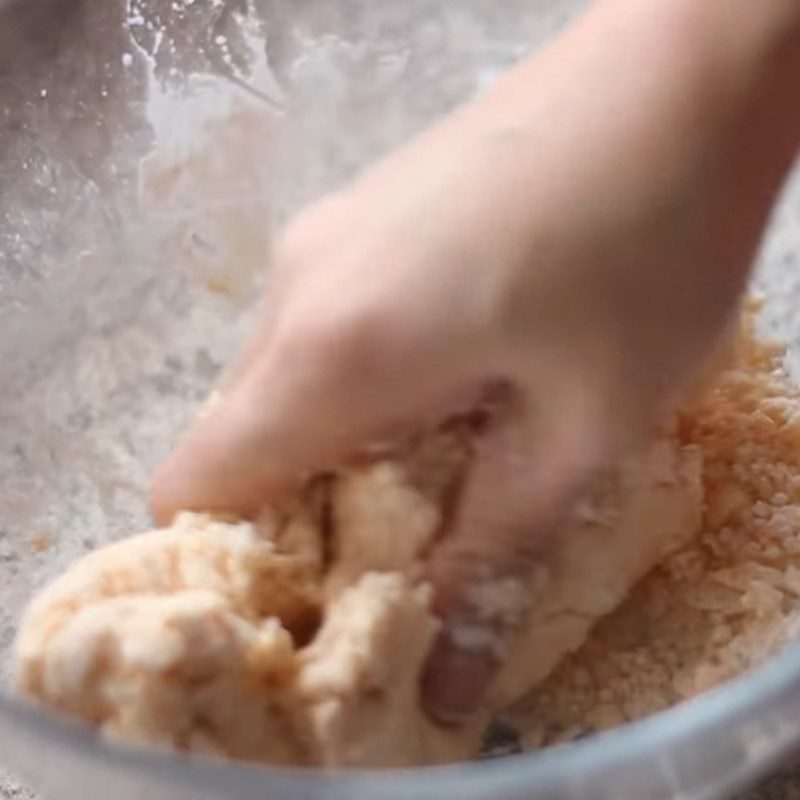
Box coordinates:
[151,0,800,723]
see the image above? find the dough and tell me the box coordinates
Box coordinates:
[15,429,701,767]
[506,328,800,749]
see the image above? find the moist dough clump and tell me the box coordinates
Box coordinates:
[15,419,701,767]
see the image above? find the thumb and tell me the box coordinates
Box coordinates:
[421,392,608,724]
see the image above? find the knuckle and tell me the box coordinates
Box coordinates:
[274,298,388,391]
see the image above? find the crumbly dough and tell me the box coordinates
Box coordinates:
[15,424,702,767]
[509,324,800,749]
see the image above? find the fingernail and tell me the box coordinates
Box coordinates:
[421,628,497,725]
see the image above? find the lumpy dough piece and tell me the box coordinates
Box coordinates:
[324,432,471,598]
[16,513,321,676]
[324,464,443,597]
[297,573,481,766]
[15,430,702,767]
[15,514,321,764]
[34,591,302,762]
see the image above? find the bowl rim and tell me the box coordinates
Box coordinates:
[4,641,800,798]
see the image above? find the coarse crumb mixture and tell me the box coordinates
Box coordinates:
[510,317,800,748]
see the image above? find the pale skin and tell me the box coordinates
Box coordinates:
[151,0,800,723]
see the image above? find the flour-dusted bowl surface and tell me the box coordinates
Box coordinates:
[4,1,800,798]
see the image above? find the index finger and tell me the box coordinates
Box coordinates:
[149,342,375,524]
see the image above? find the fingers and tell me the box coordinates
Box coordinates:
[150,310,385,524]
[421,392,607,724]
[150,360,339,524]
[150,297,470,525]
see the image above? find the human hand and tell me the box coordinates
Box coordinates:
[151,0,800,723]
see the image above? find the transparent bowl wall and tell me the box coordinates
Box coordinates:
[3,1,800,799]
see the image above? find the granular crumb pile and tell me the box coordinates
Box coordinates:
[510,316,800,748]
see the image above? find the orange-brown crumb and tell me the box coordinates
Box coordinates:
[511,318,800,748]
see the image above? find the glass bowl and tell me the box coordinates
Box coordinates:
[3,1,800,798]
